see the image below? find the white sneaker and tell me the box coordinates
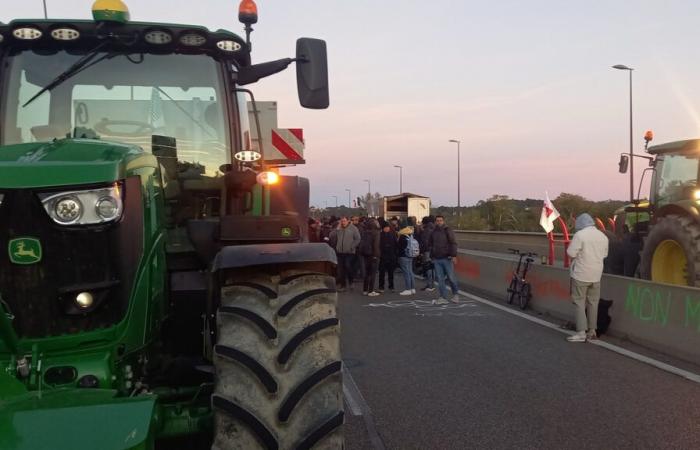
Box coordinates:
[435,298,449,305]
[368,291,380,297]
[399,289,414,296]
[566,332,586,343]
[411,289,416,294]
[450,295,460,304]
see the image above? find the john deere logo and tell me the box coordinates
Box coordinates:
[8,238,42,265]
[281,227,292,237]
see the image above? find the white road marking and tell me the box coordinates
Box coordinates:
[458,289,700,385]
[342,364,387,450]
[342,383,363,416]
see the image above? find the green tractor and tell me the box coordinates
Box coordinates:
[0,1,343,449]
[619,138,700,286]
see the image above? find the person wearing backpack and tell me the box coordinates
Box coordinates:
[359,218,381,296]
[397,226,419,296]
[429,215,460,304]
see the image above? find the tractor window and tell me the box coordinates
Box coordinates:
[655,155,700,207]
[1,50,231,178]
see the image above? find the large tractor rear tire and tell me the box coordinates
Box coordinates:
[640,214,700,286]
[212,269,343,450]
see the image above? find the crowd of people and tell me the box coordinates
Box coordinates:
[308,215,461,305]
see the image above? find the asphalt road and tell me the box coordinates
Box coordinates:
[339,280,700,450]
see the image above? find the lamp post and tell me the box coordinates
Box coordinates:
[42,0,48,18]
[448,139,461,214]
[332,195,338,208]
[345,189,351,208]
[363,179,371,195]
[393,165,403,194]
[612,64,635,203]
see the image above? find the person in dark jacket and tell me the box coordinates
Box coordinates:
[429,215,459,304]
[308,218,321,243]
[359,218,381,296]
[378,221,398,292]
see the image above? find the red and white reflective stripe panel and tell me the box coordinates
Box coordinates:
[271,128,304,161]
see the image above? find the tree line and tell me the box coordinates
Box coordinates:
[434,193,626,232]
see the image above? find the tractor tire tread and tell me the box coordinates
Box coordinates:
[213,271,343,450]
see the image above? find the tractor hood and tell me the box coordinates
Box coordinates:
[0,381,156,450]
[0,139,157,189]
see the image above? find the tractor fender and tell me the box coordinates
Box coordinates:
[211,242,337,272]
[655,201,700,222]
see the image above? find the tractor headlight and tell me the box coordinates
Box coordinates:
[54,196,83,224]
[39,184,123,226]
[75,292,94,309]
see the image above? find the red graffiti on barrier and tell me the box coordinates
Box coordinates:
[502,268,570,301]
[455,256,480,279]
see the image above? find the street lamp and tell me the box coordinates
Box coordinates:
[363,179,371,195]
[332,195,338,208]
[612,64,635,203]
[393,165,403,194]
[345,189,351,208]
[449,139,461,214]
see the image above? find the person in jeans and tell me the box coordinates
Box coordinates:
[329,216,361,291]
[397,226,417,295]
[359,218,381,296]
[566,213,609,342]
[429,215,460,304]
[378,221,398,292]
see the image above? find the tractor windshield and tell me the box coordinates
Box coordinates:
[655,154,700,207]
[1,50,232,177]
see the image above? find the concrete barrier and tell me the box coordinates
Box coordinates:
[454,250,700,364]
[455,230,568,262]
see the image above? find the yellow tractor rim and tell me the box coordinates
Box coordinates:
[651,239,688,285]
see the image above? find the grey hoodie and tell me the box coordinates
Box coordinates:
[575,213,596,231]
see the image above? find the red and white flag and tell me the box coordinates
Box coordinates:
[539,192,560,233]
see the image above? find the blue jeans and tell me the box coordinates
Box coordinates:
[434,258,459,299]
[398,257,415,290]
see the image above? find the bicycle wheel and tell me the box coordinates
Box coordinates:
[518,282,531,309]
[507,278,518,304]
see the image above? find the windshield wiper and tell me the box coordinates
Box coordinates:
[22,41,112,108]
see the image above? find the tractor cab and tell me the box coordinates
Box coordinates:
[647,139,700,211]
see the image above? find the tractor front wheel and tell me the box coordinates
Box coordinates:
[212,268,343,450]
[640,214,700,286]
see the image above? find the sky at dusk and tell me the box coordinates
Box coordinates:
[5,1,700,207]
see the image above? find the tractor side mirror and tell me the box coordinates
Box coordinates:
[618,154,629,173]
[296,38,329,109]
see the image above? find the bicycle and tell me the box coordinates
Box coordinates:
[506,248,536,309]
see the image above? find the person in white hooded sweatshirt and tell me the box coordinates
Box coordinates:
[566,213,609,342]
